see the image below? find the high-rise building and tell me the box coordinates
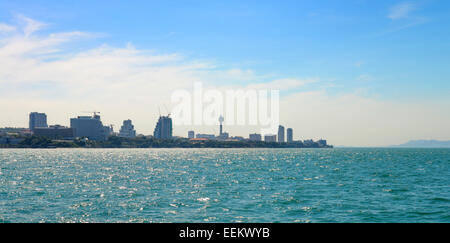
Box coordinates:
[303,139,314,146]
[218,115,224,136]
[104,125,114,137]
[29,112,48,131]
[264,134,277,142]
[249,133,262,141]
[153,116,172,139]
[278,125,285,143]
[118,119,136,138]
[188,131,195,139]
[217,132,229,140]
[318,139,327,147]
[70,114,110,141]
[287,128,293,143]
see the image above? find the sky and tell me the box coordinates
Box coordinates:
[0,0,449,146]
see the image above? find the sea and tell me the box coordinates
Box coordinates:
[0,148,449,223]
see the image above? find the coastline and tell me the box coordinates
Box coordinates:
[0,136,333,149]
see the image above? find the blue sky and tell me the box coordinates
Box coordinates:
[1,0,449,99]
[0,0,449,146]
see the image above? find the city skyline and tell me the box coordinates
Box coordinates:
[0,1,449,146]
[9,111,307,143]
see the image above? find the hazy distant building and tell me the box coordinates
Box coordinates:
[188,131,195,139]
[217,132,229,140]
[219,115,224,136]
[196,134,215,139]
[278,125,285,143]
[287,128,293,143]
[231,136,245,141]
[249,133,262,141]
[318,139,327,147]
[303,139,314,147]
[29,112,48,131]
[118,119,136,138]
[0,128,31,136]
[0,137,24,145]
[264,134,277,142]
[190,138,209,141]
[104,125,114,137]
[70,114,109,141]
[33,125,74,139]
[153,116,172,139]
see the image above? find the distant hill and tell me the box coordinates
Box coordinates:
[392,140,450,148]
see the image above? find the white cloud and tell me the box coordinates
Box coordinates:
[225,69,255,80]
[388,2,417,20]
[366,2,428,38]
[0,31,93,58]
[356,74,374,82]
[0,23,16,33]
[245,78,317,90]
[17,14,47,36]
[0,16,449,146]
[0,17,210,132]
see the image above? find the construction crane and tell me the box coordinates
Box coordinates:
[157,105,171,117]
[81,111,101,117]
[108,124,115,134]
[163,104,171,117]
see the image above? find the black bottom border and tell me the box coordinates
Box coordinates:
[1,223,446,242]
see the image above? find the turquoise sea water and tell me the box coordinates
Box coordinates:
[0,148,449,223]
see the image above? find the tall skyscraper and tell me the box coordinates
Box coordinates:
[287,128,293,143]
[70,113,109,141]
[119,119,136,138]
[278,125,285,143]
[153,116,172,139]
[188,130,195,139]
[29,112,48,131]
